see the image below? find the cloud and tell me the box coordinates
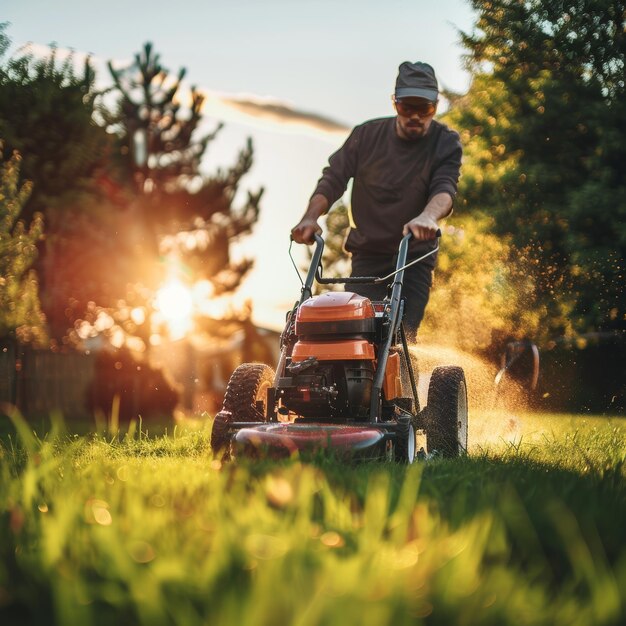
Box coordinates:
[215,94,350,137]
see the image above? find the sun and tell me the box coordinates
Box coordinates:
[154,279,194,338]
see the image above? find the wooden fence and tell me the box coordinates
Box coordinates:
[1,343,96,419]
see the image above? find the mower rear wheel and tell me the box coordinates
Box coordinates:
[222,362,275,422]
[425,366,468,457]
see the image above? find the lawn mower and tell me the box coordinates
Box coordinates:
[211,232,468,462]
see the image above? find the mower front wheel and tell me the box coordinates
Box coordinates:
[425,366,468,457]
[211,363,275,459]
[211,410,234,458]
[222,362,275,422]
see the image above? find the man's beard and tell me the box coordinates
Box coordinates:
[397,118,426,140]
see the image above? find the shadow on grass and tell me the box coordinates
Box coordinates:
[422,453,625,570]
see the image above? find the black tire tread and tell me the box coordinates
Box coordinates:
[210,410,233,456]
[210,363,275,458]
[425,366,468,457]
[394,416,418,464]
[222,363,275,422]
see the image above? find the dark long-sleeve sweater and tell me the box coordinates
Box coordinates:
[312,116,462,261]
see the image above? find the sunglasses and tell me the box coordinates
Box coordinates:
[392,97,437,118]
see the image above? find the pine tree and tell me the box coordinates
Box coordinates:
[101,43,262,296]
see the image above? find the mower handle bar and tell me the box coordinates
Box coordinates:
[298,229,440,304]
[313,229,441,286]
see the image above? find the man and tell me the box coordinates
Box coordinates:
[291,61,462,341]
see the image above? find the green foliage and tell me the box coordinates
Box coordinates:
[0,25,128,340]
[563,99,626,330]
[101,42,217,194]
[0,24,111,226]
[445,0,626,336]
[0,149,46,344]
[0,411,624,625]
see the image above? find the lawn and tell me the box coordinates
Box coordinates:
[0,407,624,626]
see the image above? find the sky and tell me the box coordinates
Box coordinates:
[3,0,477,329]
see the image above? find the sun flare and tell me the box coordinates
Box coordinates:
[154,280,194,338]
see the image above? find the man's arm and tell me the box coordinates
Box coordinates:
[291,125,360,244]
[291,194,329,243]
[404,129,462,240]
[402,192,453,240]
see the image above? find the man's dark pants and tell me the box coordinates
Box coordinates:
[349,253,433,343]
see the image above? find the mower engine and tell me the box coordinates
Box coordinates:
[276,291,398,420]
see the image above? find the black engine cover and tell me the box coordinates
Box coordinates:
[277,360,374,419]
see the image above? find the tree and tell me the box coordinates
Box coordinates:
[100,43,262,296]
[0,24,112,226]
[102,42,215,196]
[445,0,626,337]
[0,25,133,340]
[0,147,46,345]
[0,32,265,361]
[60,42,266,371]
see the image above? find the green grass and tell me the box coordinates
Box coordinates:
[0,408,625,626]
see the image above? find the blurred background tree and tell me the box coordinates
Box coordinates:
[444,0,626,339]
[0,28,267,416]
[99,42,263,296]
[0,24,133,341]
[0,25,110,225]
[0,147,46,345]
